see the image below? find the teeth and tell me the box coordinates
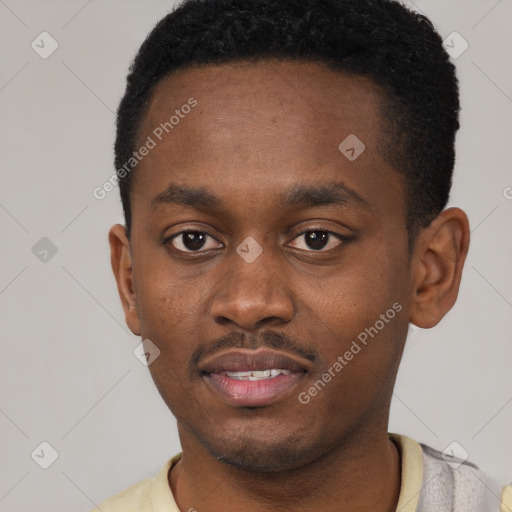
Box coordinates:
[224,369,291,380]
[252,370,271,377]
[225,371,252,378]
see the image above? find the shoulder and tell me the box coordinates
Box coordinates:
[418,442,512,512]
[89,454,181,512]
[90,478,153,512]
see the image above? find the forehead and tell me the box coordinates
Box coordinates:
[140,59,386,142]
[132,59,402,222]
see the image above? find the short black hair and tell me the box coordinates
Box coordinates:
[115,0,459,239]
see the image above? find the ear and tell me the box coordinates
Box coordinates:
[409,207,470,328]
[108,224,141,336]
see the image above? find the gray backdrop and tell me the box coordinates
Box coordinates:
[1,1,511,510]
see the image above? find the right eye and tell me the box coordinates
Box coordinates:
[167,230,223,253]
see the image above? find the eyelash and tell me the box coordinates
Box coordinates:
[165,227,349,254]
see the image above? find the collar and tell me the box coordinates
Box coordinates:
[152,433,424,512]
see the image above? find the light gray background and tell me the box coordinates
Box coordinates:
[0,1,511,511]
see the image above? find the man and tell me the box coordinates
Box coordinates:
[98,0,511,510]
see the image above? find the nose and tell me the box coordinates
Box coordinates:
[210,249,294,331]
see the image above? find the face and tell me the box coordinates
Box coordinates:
[118,60,414,471]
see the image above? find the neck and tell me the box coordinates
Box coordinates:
[169,424,401,512]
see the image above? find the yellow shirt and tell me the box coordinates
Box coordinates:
[92,434,512,512]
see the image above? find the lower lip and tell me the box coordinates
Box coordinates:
[205,373,304,407]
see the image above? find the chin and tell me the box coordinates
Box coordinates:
[192,423,321,472]
[213,445,305,472]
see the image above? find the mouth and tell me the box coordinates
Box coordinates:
[220,369,293,380]
[198,348,310,407]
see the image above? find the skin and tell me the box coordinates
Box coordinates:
[109,60,470,512]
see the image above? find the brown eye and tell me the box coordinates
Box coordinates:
[169,231,222,253]
[289,230,345,252]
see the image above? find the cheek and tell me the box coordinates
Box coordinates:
[299,299,407,431]
[300,246,409,395]
[133,240,204,325]
[134,277,203,412]
[132,261,204,367]
[310,247,408,336]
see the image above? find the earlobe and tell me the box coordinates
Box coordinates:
[108,224,141,336]
[409,207,470,329]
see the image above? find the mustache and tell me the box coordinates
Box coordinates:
[189,330,318,377]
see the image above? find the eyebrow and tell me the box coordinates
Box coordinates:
[151,182,368,211]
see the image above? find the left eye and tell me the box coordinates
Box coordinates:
[289,230,344,252]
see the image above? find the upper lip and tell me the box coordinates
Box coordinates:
[198,348,311,374]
